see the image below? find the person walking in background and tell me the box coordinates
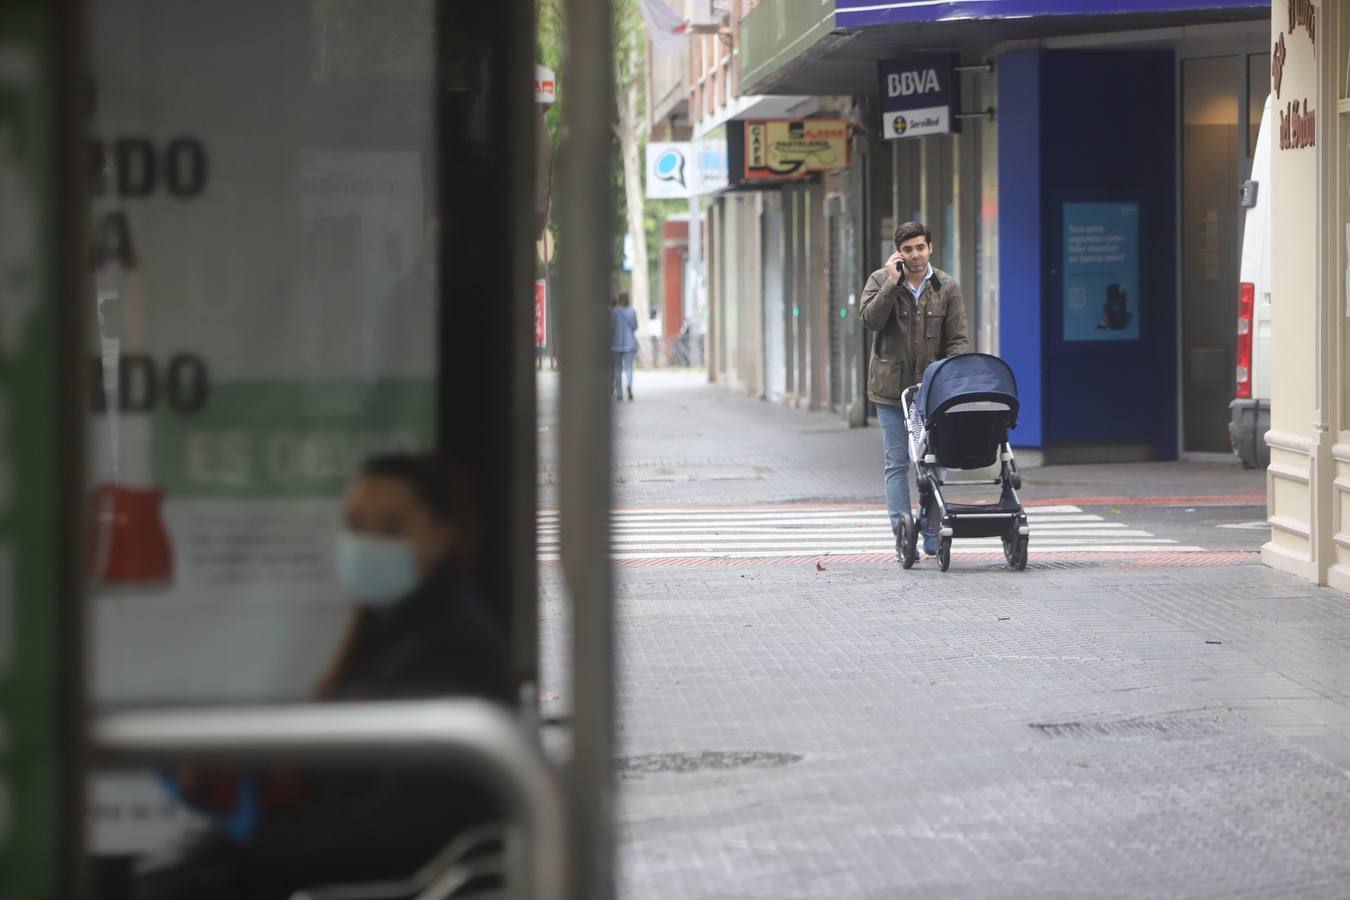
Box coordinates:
[611,291,639,401]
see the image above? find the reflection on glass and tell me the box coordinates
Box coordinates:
[1342,1,1350,100]
[1181,56,1242,452]
[1249,53,1270,158]
[86,0,440,871]
[1342,113,1350,430]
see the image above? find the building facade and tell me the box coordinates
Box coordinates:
[1260,0,1350,593]
[652,2,1350,610]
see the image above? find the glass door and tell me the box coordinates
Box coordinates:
[1181,55,1243,454]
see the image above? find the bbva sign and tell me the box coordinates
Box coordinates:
[886,69,941,98]
[877,53,959,139]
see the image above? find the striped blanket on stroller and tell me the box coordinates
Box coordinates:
[908,391,927,458]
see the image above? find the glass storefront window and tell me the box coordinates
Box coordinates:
[87,0,438,858]
[1249,53,1270,157]
[1342,5,1350,432]
[1343,109,1350,431]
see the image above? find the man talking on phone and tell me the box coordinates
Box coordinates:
[859,221,969,560]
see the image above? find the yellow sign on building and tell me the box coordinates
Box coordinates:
[743,119,850,180]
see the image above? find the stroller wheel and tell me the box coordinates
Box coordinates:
[896,514,916,570]
[937,536,952,572]
[1012,534,1029,571]
[1001,534,1016,566]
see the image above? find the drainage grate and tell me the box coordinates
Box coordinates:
[616,751,803,778]
[1029,717,1225,740]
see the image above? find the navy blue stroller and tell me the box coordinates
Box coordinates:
[897,353,1028,572]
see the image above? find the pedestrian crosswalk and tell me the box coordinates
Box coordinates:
[536,504,1203,562]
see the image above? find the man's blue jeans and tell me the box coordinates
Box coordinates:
[612,351,634,398]
[875,401,937,541]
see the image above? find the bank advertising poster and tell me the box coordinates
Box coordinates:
[0,11,61,898]
[1062,202,1141,342]
[87,0,437,855]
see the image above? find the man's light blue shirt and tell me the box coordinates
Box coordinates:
[611,305,639,352]
[903,264,934,305]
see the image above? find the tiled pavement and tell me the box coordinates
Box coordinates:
[537,504,1205,563]
[537,371,1350,899]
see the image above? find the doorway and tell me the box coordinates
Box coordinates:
[1179,52,1269,454]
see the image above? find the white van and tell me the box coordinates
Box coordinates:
[1229,94,1272,468]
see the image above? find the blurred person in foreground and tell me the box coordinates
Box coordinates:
[136,453,513,900]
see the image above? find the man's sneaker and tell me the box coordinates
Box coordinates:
[627,386,633,400]
[922,534,939,557]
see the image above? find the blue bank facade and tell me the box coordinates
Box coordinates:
[739,0,1271,462]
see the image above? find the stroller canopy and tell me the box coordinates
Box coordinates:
[916,353,1019,424]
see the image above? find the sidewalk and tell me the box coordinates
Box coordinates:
[538,370,1350,899]
[538,370,1266,509]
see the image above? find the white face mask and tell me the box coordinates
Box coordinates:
[335,531,419,607]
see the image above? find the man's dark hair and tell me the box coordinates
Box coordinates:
[894,222,932,247]
[360,452,476,526]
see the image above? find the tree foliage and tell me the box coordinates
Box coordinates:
[539,0,669,327]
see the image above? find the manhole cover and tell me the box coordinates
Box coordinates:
[616,751,802,778]
[1029,717,1224,740]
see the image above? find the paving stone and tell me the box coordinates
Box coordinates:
[536,370,1350,899]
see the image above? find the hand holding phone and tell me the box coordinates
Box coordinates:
[885,251,903,284]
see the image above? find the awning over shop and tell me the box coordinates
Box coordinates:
[835,0,1269,28]
[741,0,1269,96]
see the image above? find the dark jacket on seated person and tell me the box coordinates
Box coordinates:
[136,563,513,899]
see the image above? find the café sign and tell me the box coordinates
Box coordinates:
[743,119,850,180]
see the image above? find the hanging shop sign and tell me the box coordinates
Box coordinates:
[534,64,556,105]
[698,126,729,193]
[742,118,850,180]
[1272,0,1316,151]
[646,142,698,198]
[877,54,958,140]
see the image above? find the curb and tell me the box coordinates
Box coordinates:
[538,550,1260,570]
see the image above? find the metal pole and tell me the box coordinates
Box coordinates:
[557,0,615,895]
[91,700,569,900]
[55,0,92,894]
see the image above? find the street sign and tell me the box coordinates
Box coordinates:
[534,64,556,105]
[646,142,698,198]
[877,54,959,140]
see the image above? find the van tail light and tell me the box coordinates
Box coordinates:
[1236,281,1254,399]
